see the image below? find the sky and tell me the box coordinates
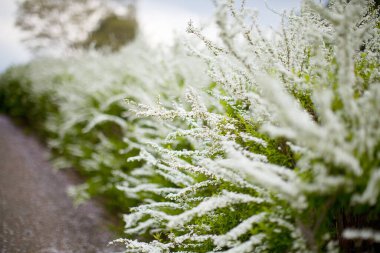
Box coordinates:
[0,0,302,72]
[0,0,31,72]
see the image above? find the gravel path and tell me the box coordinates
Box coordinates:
[0,115,123,253]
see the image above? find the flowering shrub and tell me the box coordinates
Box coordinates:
[1,0,380,252]
[0,39,209,213]
[116,0,380,252]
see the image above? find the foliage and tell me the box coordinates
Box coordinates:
[80,12,138,51]
[1,0,380,252]
[15,0,137,53]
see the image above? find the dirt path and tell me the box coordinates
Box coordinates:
[0,116,123,253]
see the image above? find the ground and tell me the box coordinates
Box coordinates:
[0,115,123,253]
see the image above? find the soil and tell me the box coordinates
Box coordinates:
[0,115,124,253]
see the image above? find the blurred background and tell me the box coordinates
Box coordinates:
[0,0,305,72]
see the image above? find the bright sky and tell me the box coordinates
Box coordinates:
[0,0,302,72]
[0,0,31,72]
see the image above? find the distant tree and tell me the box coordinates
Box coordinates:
[80,3,138,51]
[16,0,137,53]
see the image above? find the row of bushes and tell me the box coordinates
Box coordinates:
[0,38,207,213]
[1,0,380,252]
